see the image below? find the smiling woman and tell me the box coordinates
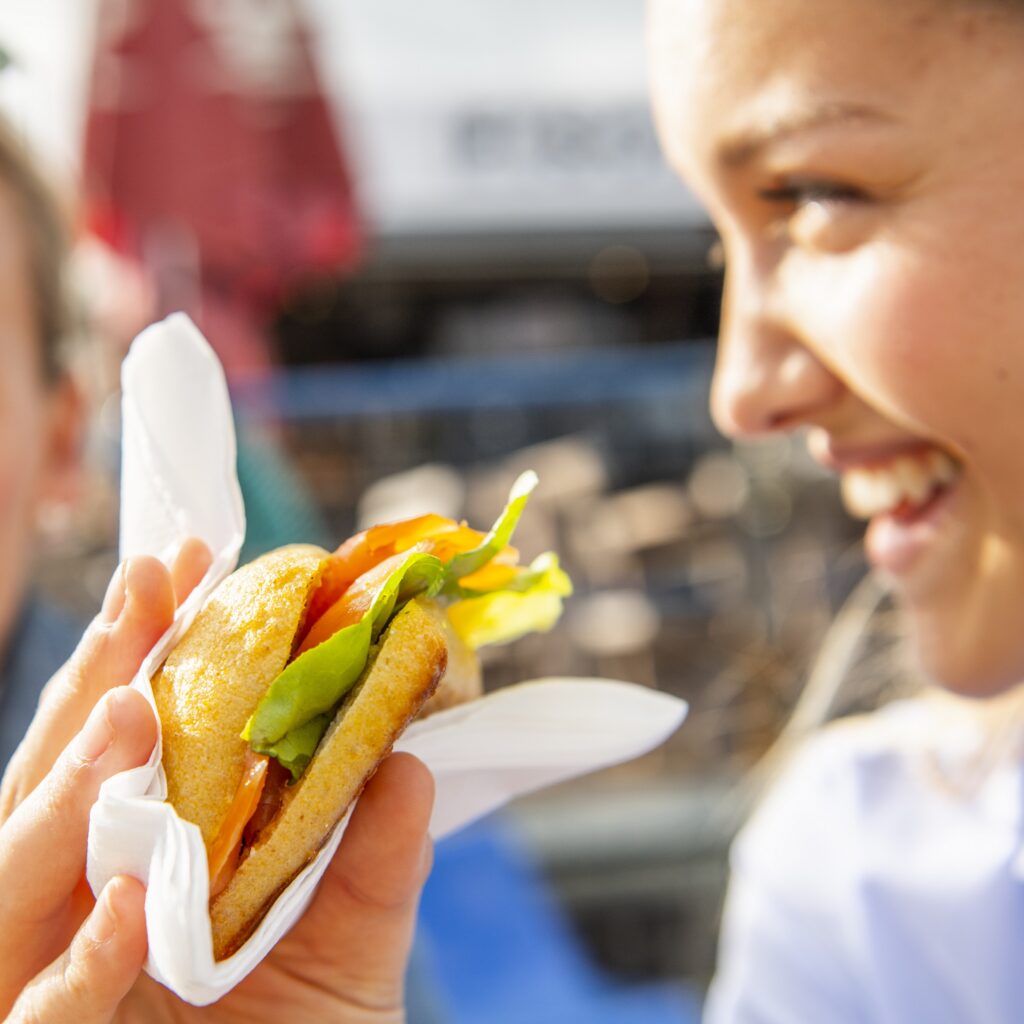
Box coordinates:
[651,0,1024,694]
[648,0,1024,1020]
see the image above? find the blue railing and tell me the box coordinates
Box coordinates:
[233,340,715,423]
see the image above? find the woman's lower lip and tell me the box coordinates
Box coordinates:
[863,480,959,576]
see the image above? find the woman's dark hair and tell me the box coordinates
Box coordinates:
[0,116,69,383]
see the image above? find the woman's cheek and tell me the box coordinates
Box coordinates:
[794,245,964,431]
[877,247,1024,455]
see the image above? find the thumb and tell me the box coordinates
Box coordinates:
[6,876,148,1024]
[282,753,434,1009]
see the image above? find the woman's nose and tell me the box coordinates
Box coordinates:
[709,266,844,438]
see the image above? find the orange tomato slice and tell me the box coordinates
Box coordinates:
[458,561,520,592]
[298,515,518,656]
[302,515,465,632]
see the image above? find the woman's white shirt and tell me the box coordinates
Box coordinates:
[704,699,1024,1024]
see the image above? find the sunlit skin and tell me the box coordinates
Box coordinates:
[648,0,1024,695]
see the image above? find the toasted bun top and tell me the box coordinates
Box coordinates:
[153,544,329,849]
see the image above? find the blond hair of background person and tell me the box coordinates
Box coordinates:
[0,113,436,1022]
[648,1,1024,1021]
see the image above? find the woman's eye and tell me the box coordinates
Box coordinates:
[757,180,866,208]
[756,179,871,251]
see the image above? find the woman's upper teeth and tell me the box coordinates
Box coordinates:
[840,450,959,520]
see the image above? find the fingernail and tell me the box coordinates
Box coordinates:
[99,561,129,624]
[87,882,118,944]
[419,837,435,880]
[173,537,196,564]
[104,686,146,737]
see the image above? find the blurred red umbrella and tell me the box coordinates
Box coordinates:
[82,0,362,379]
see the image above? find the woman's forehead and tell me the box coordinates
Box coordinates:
[648,0,1018,164]
[650,0,943,97]
[649,0,1018,82]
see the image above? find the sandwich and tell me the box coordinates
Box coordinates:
[151,472,570,960]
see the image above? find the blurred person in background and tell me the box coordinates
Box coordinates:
[648,0,1024,1020]
[0,115,83,764]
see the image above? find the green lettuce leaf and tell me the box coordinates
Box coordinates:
[243,551,444,778]
[260,713,332,779]
[445,553,572,649]
[442,470,538,587]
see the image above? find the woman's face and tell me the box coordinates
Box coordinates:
[0,185,77,653]
[649,0,1024,695]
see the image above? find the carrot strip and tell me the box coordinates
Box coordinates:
[208,751,269,899]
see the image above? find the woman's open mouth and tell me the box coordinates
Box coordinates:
[839,449,962,574]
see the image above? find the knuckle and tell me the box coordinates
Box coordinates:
[39,750,102,821]
[62,746,101,784]
[61,952,96,1007]
[62,656,100,707]
[60,624,116,705]
[335,868,415,916]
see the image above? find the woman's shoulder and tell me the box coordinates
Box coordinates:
[734,697,1000,886]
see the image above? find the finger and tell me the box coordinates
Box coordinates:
[6,876,147,1024]
[280,753,435,1009]
[0,688,156,982]
[22,534,208,769]
[170,536,213,607]
[42,538,211,734]
[0,555,174,815]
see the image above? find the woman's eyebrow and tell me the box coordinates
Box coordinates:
[716,102,897,170]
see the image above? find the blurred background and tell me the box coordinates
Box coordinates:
[0,0,897,1018]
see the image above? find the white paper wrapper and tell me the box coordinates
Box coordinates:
[85,313,688,1005]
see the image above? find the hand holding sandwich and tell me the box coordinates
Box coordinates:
[0,544,433,1023]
